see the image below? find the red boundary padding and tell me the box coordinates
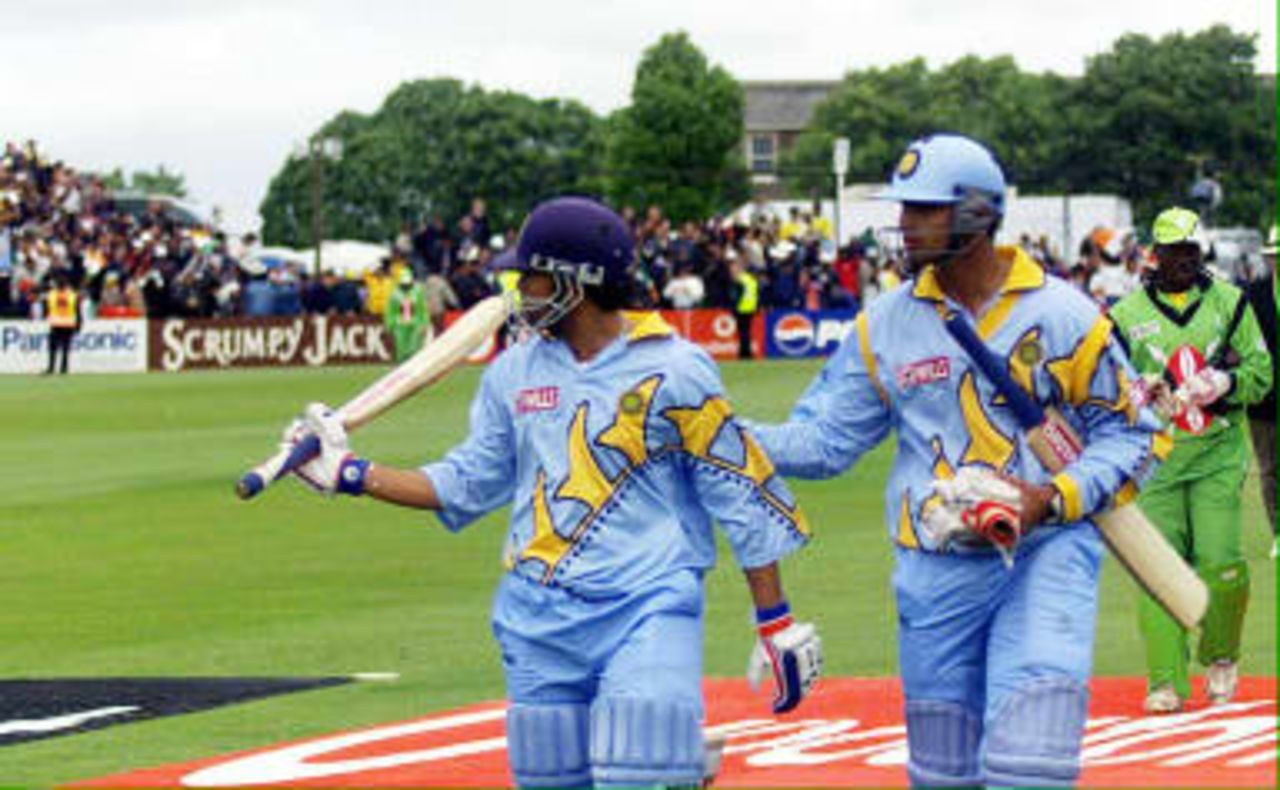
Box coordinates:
[73,676,1276,788]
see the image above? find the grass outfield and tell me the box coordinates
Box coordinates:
[0,361,1274,786]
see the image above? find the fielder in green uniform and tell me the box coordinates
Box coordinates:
[385,269,430,362]
[1110,207,1273,714]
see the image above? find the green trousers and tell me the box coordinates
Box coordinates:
[390,322,427,363]
[1136,434,1251,699]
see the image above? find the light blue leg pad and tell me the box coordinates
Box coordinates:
[590,697,703,788]
[506,703,592,789]
[905,699,983,787]
[982,677,1089,788]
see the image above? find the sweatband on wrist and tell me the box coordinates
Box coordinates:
[336,458,370,496]
[755,600,793,636]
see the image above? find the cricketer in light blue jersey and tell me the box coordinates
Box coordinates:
[751,133,1167,789]
[756,250,1167,553]
[281,196,822,789]
[423,311,808,597]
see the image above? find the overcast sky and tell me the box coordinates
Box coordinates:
[2,0,1273,234]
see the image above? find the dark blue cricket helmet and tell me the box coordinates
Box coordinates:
[514,197,634,290]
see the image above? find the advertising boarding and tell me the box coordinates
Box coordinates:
[765,309,858,358]
[0,319,148,374]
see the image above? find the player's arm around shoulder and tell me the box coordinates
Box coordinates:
[747,295,897,480]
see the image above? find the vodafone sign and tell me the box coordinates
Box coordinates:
[75,677,1275,788]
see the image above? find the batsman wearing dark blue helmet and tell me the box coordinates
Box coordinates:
[748,134,1166,788]
[281,196,821,789]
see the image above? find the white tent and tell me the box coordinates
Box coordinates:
[239,240,392,277]
[299,240,392,277]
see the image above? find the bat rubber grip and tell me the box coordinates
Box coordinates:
[236,434,322,500]
[236,472,266,500]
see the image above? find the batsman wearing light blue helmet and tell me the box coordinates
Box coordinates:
[748,134,1166,787]
[281,196,821,789]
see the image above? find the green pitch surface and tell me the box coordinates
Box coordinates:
[1,363,1274,786]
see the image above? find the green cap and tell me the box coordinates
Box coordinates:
[1152,207,1202,245]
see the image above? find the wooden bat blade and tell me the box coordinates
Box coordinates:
[340,294,510,430]
[235,294,510,500]
[1095,505,1209,630]
[942,309,1209,629]
[1030,408,1208,629]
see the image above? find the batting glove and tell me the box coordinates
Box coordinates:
[931,466,1023,566]
[1177,367,1232,408]
[746,602,822,714]
[282,402,369,496]
[1133,373,1181,421]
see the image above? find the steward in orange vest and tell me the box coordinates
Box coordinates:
[43,274,81,375]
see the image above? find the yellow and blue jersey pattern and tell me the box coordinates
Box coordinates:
[423,312,809,595]
[752,246,1165,553]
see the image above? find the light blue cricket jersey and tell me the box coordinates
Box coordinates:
[753,247,1169,553]
[422,312,809,597]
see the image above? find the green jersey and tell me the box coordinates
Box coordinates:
[1110,277,1273,446]
[386,283,428,329]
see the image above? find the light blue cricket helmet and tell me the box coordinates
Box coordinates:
[878,133,1007,236]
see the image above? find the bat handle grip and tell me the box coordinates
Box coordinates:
[236,434,322,500]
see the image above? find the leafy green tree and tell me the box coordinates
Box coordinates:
[783,26,1274,232]
[96,165,187,197]
[1066,25,1275,227]
[606,31,749,222]
[782,58,936,194]
[259,79,605,247]
[782,57,1069,196]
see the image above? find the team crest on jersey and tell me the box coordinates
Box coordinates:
[619,389,646,415]
[516,386,560,415]
[1015,336,1044,366]
[896,356,950,390]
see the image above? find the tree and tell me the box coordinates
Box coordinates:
[259,79,605,247]
[1066,25,1275,227]
[96,165,188,197]
[782,57,1069,197]
[606,32,750,222]
[782,26,1275,232]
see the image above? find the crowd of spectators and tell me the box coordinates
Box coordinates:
[0,141,504,323]
[5,140,1255,328]
[1,140,249,320]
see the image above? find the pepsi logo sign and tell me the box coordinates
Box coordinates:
[774,314,816,356]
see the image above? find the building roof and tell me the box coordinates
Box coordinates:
[743,80,839,133]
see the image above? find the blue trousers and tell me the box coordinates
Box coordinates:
[894,526,1104,786]
[492,569,706,788]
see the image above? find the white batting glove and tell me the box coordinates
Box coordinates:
[1177,367,1232,408]
[281,403,368,496]
[1133,374,1180,420]
[930,466,1023,566]
[746,602,822,714]
[920,499,969,549]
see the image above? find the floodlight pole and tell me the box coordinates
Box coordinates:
[308,137,343,275]
[833,137,850,250]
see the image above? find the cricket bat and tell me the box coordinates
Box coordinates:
[235,294,511,500]
[942,311,1208,630]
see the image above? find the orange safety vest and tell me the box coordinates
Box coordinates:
[46,288,79,329]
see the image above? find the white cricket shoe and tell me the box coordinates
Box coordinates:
[1143,685,1183,714]
[703,733,727,787]
[1207,660,1239,704]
